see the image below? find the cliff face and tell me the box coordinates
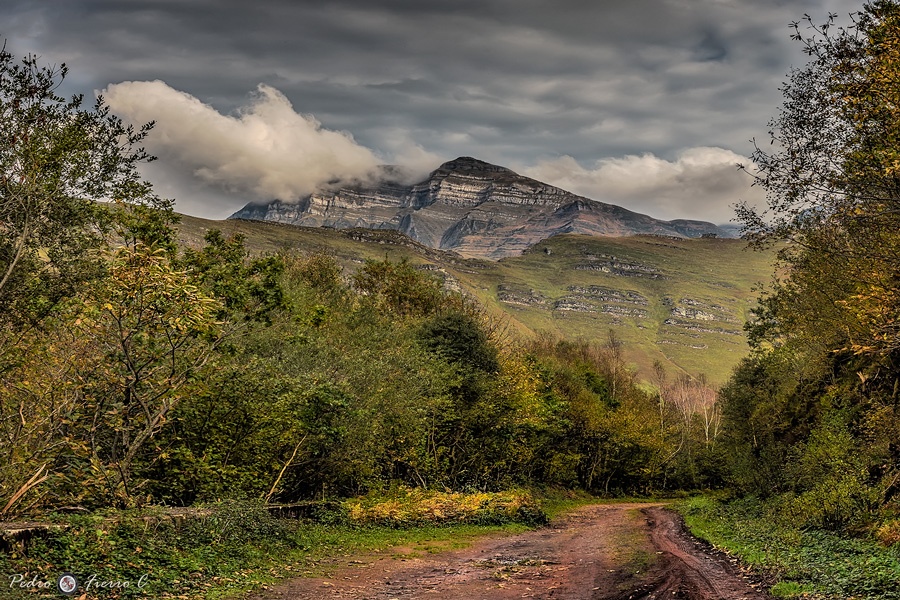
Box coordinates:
[230,156,733,259]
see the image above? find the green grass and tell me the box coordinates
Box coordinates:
[771,581,816,597]
[2,491,599,600]
[676,496,900,600]
[0,512,529,600]
[617,507,657,576]
[177,216,776,385]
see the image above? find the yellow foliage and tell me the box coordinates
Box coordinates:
[876,520,900,547]
[344,487,542,526]
[495,349,546,426]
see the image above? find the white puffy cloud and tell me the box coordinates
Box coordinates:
[101,81,765,224]
[102,80,382,205]
[523,147,764,224]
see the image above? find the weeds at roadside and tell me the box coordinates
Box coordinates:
[677,496,900,600]
[1,492,561,599]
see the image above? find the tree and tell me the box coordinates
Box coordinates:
[739,2,900,360]
[0,43,158,328]
[418,311,499,374]
[68,240,221,504]
[729,2,900,516]
[0,44,164,511]
[351,258,444,317]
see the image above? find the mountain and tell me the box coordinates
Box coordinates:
[177,214,774,384]
[229,157,734,260]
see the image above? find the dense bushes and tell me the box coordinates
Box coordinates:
[714,1,900,536]
[679,496,900,600]
[719,348,899,531]
[1,199,730,514]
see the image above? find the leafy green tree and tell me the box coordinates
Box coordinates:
[0,44,158,328]
[419,312,499,374]
[0,44,163,512]
[729,2,900,521]
[351,258,444,317]
[70,225,287,506]
[739,2,900,360]
[65,240,221,505]
[719,351,798,495]
[521,336,678,494]
[182,230,286,325]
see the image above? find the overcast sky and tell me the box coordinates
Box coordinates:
[3,0,861,223]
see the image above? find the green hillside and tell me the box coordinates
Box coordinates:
[178,215,774,384]
[483,235,774,384]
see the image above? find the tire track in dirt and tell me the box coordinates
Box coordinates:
[248,503,771,600]
[606,507,771,600]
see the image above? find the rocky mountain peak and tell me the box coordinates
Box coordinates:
[229,156,735,259]
[434,156,515,176]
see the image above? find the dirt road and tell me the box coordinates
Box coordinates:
[249,503,771,600]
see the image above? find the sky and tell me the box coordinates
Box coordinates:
[2,0,862,223]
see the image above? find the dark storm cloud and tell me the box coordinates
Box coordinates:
[1,0,862,220]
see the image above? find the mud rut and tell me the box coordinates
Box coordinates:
[249,503,772,600]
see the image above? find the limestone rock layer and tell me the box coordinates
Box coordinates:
[229,156,733,259]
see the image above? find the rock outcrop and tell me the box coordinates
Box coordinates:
[230,157,734,259]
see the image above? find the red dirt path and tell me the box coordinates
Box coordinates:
[248,503,771,600]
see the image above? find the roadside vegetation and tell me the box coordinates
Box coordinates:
[676,2,900,598]
[0,498,537,599]
[680,496,900,600]
[0,489,606,599]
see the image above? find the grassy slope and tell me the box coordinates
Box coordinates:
[482,235,774,384]
[177,216,774,384]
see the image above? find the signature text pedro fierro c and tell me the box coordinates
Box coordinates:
[9,572,150,592]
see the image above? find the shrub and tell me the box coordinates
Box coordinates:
[343,488,548,527]
[876,520,900,547]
